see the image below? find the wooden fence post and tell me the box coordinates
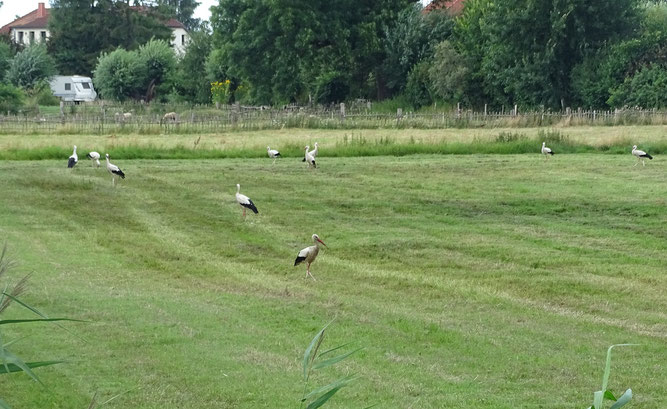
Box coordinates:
[484,104,487,117]
[340,103,346,119]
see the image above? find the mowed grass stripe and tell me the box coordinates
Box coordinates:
[0,154,664,408]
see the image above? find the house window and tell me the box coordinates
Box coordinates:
[30,32,35,43]
[18,31,24,44]
[65,83,71,91]
[41,31,47,40]
[82,83,90,89]
[181,35,185,45]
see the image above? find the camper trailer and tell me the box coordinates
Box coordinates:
[49,76,97,102]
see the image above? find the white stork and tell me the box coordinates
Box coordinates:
[302,142,318,162]
[541,142,554,159]
[105,153,125,187]
[267,146,280,164]
[632,145,653,166]
[304,146,316,169]
[294,234,327,281]
[235,184,258,219]
[86,151,101,167]
[67,145,78,168]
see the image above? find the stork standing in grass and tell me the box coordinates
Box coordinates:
[267,146,280,164]
[541,142,554,159]
[235,184,258,219]
[304,146,316,169]
[302,142,318,162]
[87,151,101,167]
[67,145,78,168]
[294,234,327,281]
[632,145,653,166]
[105,154,125,187]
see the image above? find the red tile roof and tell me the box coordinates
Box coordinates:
[0,3,185,35]
[423,0,466,16]
[0,3,49,34]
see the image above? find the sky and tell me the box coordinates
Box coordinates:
[0,0,432,28]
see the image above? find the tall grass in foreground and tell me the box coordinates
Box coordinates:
[588,344,638,409]
[301,321,364,409]
[0,244,80,409]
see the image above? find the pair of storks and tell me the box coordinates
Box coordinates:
[266,142,318,168]
[541,142,654,165]
[67,145,126,186]
[235,183,326,280]
[240,143,324,279]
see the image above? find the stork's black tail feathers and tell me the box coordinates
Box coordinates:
[641,154,653,160]
[301,157,306,162]
[294,256,306,266]
[275,152,281,157]
[67,158,76,168]
[548,151,554,155]
[113,169,126,179]
[242,200,259,214]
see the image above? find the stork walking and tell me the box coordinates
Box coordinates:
[304,146,316,169]
[67,145,78,168]
[86,151,101,167]
[235,184,258,219]
[267,146,280,164]
[632,145,653,166]
[294,234,327,281]
[105,154,125,187]
[302,142,318,162]
[541,142,554,159]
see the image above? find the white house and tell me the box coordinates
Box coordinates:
[0,2,188,54]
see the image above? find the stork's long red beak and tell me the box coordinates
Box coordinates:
[317,238,327,247]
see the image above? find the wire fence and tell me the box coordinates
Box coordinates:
[2,103,666,135]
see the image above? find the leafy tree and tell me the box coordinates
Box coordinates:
[210,0,417,104]
[138,39,177,102]
[571,2,667,108]
[175,29,212,103]
[205,48,227,84]
[0,42,11,81]
[48,0,172,75]
[93,48,146,101]
[0,84,25,114]
[454,0,640,108]
[5,44,56,88]
[153,0,202,30]
[428,40,468,103]
[608,65,667,108]
[404,61,432,109]
[382,5,453,94]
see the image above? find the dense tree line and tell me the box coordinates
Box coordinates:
[1,0,666,109]
[202,0,666,109]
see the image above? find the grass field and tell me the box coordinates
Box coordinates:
[0,150,665,408]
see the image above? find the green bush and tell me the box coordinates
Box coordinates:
[138,39,176,102]
[429,40,469,103]
[27,80,59,106]
[93,48,146,101]
[404,61,432,109]
[608,65,667,108]
[4,44,56,89]
[0,84,25,114]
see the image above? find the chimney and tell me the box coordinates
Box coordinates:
[38,3,46,17]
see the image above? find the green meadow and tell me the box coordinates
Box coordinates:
[0,131,665,408]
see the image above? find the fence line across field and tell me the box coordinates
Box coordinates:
[1,105,666,135]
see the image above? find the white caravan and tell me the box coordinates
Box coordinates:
[49,75,97,102]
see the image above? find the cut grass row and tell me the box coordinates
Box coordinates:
[0,155,665,408]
